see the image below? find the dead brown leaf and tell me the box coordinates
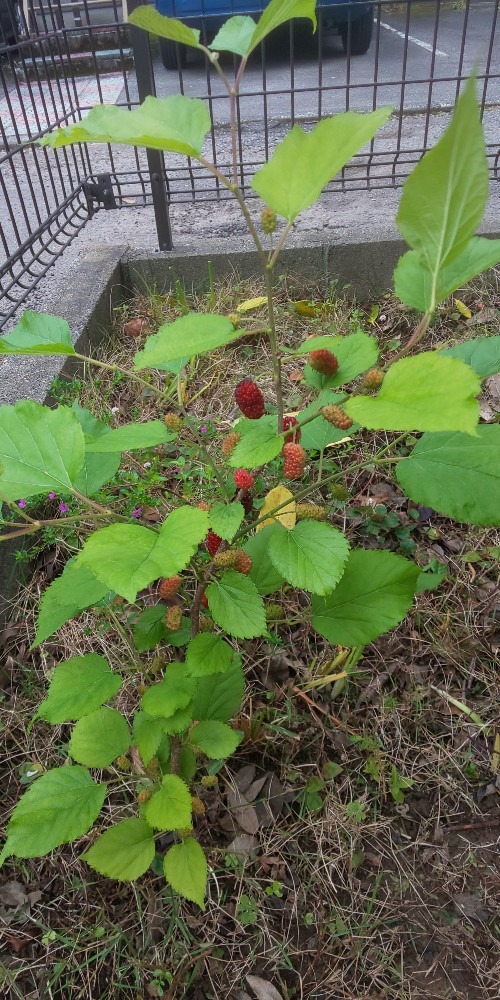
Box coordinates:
[246,975,284,1000]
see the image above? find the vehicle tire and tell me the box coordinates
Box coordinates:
[159,37,186,71]
[340,10,373,56]
[13,0,27,40]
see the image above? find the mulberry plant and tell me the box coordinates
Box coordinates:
[0,0,500,911]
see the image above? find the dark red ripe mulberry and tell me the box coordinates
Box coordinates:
[309,349,339,377]
[206,530,222,556]
[283,415,301,443]
[234,469,255,490]
[240,490,254,515]
[234,379,265,419]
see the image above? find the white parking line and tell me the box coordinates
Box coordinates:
[379,21,448,57]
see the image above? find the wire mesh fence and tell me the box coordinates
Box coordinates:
[0,0,499,328]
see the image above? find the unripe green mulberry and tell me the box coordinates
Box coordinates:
[261,206,277,234]
[296,503,327,521]
[330,484,349,501]
[164,412,183,432]
[213,549,240,569]
[165,605,183,632]
[144,756,160,778]
[199,615,214,632]
[265,602,283,621]
[201,775,218,789]
[116,755,131,771]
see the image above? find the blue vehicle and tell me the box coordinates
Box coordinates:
[155,0,374,69]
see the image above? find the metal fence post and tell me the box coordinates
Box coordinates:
[128,0,173,251]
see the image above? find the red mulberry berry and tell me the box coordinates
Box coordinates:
[234,469,255,490]
[309,349,339,377]
[234,550,252,575]
[234,379,265,419]
[283,442,306,479]
[206,530,222,556]
[158,575,181,600]
[283,415,301,443]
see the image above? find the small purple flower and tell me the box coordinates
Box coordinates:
[143,461,152,470]
[18,499,27,508]
[200,425,207,434]
[173,467,180,474]
[48,492,56,500]
[58,503,70,514]
[131,507,143,518]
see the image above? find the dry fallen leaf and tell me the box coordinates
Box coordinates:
[246,975,284,1000]
[237,296,268,313]
[123,317,148,338]
[453,298,472,319]
[293,300,319,317]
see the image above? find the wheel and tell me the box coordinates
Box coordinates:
[340,10,373,56]
[13,1,26,40]
[159,37,186,71]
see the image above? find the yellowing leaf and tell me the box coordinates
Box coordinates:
[236,296,268,313]
[454,298,472,319]
[257,485,296,531]
[293,300,319,317]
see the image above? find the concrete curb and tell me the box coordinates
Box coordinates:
[123,225,500,301]
[0,245,127,406]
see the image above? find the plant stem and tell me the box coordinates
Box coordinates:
[389,312,432,363]
[268,221,293,269]
[265,264,284,432]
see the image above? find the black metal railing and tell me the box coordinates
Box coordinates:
[0,0,499,328]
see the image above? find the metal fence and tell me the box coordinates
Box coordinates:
[0,0,499,328]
